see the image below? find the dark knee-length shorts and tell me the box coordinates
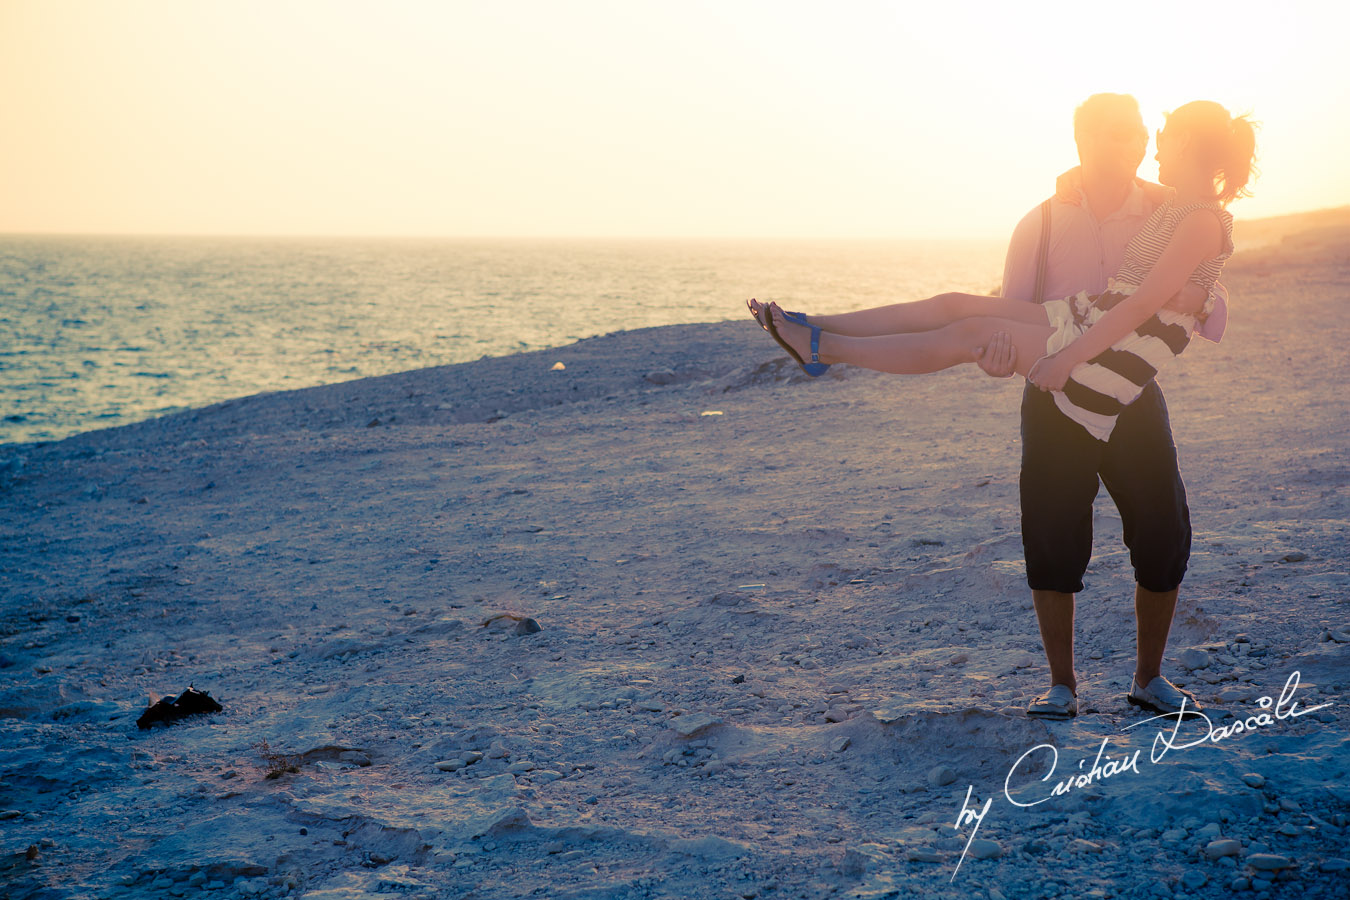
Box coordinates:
[1019,380,1191,594]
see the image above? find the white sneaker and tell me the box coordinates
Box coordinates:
[1026,683,1078,719]
[1127,676,1204,717]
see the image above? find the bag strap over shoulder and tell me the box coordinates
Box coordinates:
[1032,199,1052,303]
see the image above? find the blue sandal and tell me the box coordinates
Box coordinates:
[765,304,830,377]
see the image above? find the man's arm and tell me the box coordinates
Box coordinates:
[977,205,1047,377]
[999,205,1047,302]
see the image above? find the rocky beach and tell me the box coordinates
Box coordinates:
[1,210,1348,900]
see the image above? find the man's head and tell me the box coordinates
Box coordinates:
[1074,93,1148,185]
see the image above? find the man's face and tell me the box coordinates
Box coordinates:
[1078,115,1149,183]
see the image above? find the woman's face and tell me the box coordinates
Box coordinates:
[1154,127,1185,186]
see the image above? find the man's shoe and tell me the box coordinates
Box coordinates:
[1127,676,1204,717]
[1026,683,1077,719]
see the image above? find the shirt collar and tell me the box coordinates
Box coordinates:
[1076,180,1153,223]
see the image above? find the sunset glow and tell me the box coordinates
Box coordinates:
[3,0,1347,238]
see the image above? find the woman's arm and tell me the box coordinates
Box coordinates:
[1028,210,1222,388]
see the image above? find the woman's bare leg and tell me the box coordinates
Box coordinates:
[772,306,1053,376]
[805,292,1052,337]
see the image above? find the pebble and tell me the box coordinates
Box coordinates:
[1205,839,1242,859]
[1196,822,1222,840]
[1320,858,1350,872]
[1241,773,1265,788]
[1246,853,1292,871]
[1069,839,1102,854]
[830,736,851,753]
[671,713,722,736]
[507,760,535,773]
[838,848,867,877]
[927,765,957,787]
[967,838,1002,860]
[1179,869,1207,890]
[1178,648,1210,670]
[1229,876,1250,891]
[1278,798,1300,811]
[434,759,465,772]
[903,847,942,862]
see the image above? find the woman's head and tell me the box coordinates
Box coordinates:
[1155,101,1258,205]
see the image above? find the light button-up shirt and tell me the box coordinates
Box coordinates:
[1001,184,1228,343]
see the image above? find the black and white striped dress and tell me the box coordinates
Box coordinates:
[1042,198,1234,441]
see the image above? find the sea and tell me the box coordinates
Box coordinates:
[0,235,1006,446]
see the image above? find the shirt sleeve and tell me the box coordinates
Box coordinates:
[1195,280,1229,343]
[1000,203,1048,301]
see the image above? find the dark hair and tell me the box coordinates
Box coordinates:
[1164,101,1259,206]
[1073,93,1145,143]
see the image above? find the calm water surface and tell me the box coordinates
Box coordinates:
[0,235,1005,445]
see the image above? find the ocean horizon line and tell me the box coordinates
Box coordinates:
[0,230,1013,243]
[3,202,1347,243]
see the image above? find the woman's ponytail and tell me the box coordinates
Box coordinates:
[1218,114,1259,205]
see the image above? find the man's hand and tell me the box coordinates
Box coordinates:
[1162,281,1208,316]
[974,331,1018,378]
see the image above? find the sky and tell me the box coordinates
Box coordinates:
[2,0,1349,240]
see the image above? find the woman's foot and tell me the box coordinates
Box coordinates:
[748,298,811,331]
[769,302,830,376]
[746,297,772,331]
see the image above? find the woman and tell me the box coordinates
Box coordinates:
[750,100,1257,442]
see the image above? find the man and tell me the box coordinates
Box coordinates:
[979,93,1226,720]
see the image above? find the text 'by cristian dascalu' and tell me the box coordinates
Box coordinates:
[947,670,1333,881]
